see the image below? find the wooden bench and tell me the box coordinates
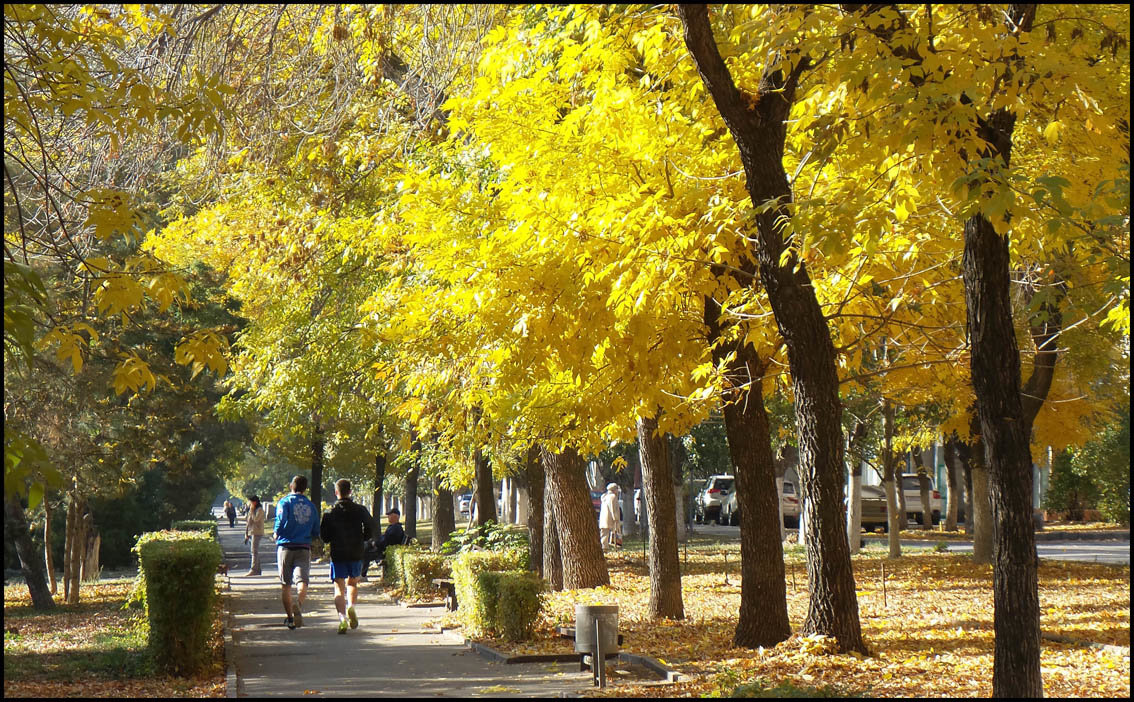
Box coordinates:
[432,578,458,611]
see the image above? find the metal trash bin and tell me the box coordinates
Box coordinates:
[575,604,619,653]
[575,604,618,687]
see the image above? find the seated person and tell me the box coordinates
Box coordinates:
[361,507,407,579]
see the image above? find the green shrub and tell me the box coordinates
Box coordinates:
[450,549,528,637]
[170,520,218,541]
[383,544,410,588]
[133,530,222,675]
[441,521,531,569]
[403,551,451,598]
[492,570,546,641]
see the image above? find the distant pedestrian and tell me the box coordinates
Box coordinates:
[362,508,406,579]
[275,475,319,630]
[243,495,266,576]
[224,499,237,528]
[599,483,621,549]
[319,479,375,634]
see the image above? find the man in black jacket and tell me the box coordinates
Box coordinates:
[362,507,406,579]
[319,479,374,634]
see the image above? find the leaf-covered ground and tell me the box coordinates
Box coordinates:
[3,577,225,698]
[442,543,1130,697]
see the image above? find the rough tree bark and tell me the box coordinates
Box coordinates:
[522,444,545,576]
[637,416,684,619]
[542,469,563,590]
[431,475,455,552]
[373,450,387,525]
[703,292,791,647]
[541,446,608,589]
[5,494,55,610]
[404,464,419,541]
[44,497,57,595]
[967,414,994,564]
[679,4,865,652]
[944,436,961,532]
[473,448,497,526]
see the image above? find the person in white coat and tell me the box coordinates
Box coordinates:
[599,483,622,549]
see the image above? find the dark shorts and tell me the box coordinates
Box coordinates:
[330,560,363,581]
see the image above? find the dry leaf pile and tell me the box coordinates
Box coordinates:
[464,545,1130,697]
[3,578,225,698]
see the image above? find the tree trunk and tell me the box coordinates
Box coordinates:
[63,492,76,604]
[944,436,961,532]
[703,294,791,647]
[44,498,57,595]
[912,449,933,530]
[882,401,901,558]
[541,446,608,589]
[5,494,55,610]
[963,445,975,536]
[311,426,324,517]
[668,434,689,542]
[64,491,86,604]
[82,528,100,582]
[637,416,684,620]
[679,4,864,653]
[846,421,867,553]
[542,470,562,590]
[474,448,497,526]
[310,426,325,559]
[958,4,1042,693]
[967,414,994,564]
[404,464,419,541]
[373,451,387,526]
[431,475,455,552]
[523,445,545,575]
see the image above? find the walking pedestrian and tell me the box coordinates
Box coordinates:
[362,507,406,579]
[243,495,266,576]
[224,499,237,528]
[275,475,319,630]
[599,483,621,550]
[319,479,374,634]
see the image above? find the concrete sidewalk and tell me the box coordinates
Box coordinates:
[215,518,589,697]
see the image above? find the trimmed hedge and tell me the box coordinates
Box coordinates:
[134,530,222,675]
[383,544,410,588]
[171,519,218,541]
[490,570,546,641]
[403,551,451,598]
[450,549,529,637]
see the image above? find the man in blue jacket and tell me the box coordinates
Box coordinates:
[274,475,319,630]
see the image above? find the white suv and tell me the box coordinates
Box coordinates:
[719,480,801,527]
[694,475,734,525]
[901,474,943,525]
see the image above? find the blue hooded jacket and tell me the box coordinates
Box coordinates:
[274,492,319,546]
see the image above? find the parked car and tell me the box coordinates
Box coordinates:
[901,474,943,525]
[719,480,801,527]
[846,484,889,532]
[694,475,734,525]
[457,493,472,517]
[590,490,604,516]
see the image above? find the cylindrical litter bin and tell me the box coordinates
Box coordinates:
[575,604,619,654]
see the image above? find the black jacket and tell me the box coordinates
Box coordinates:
[319,499,374,562]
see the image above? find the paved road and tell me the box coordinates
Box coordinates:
[215,516,590,698]
[689,523,1129,565]
[943,540,1130,565]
